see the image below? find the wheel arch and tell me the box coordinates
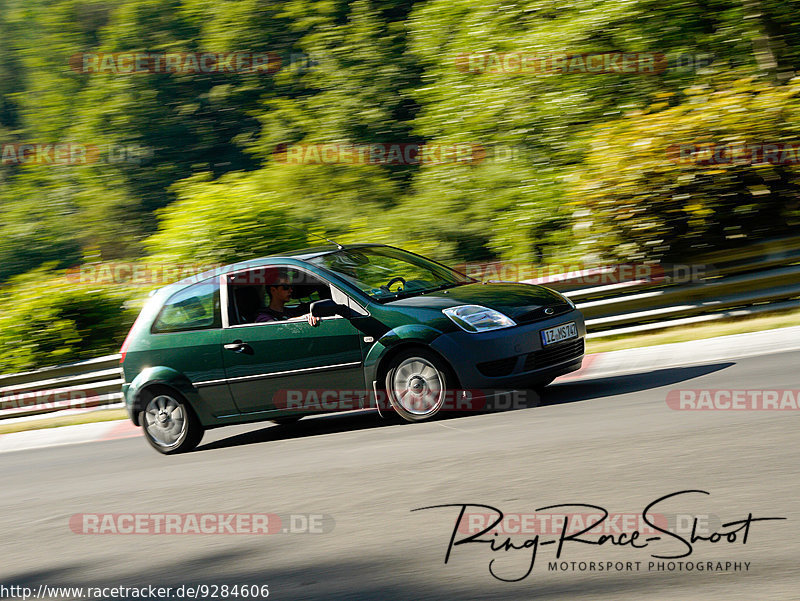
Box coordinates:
[373,341,461,391]
[127,367,202,426]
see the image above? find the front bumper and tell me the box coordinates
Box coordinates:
[430,309,586,389]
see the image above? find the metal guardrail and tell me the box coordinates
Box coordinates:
[3,235,800,422]
[0,355,123,421]
[525,235,800,338]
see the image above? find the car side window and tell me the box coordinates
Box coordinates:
[227,266,333,325]
[285,286,322,309]
[152,279,221,333]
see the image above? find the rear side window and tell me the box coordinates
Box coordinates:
[153,279,221,333]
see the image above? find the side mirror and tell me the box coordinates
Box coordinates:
[310,299,348,318]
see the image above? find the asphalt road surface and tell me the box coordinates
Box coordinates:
[2,350,799,600]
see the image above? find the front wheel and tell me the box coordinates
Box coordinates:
[384,349,454,422]
[139,389,204,454]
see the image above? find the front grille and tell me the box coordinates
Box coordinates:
[523,338,584,372]
[476,356,518,377]
[514,303,573,325]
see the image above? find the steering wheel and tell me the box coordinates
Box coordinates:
[383,277,406,292]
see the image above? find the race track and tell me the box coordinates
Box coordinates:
[2,349,798,600]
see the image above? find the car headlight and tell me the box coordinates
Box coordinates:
[442,305,516,333]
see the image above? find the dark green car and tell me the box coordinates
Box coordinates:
[120,244,586,453]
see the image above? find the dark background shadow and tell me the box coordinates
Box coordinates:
[543,362,735,405]
[197,410,394,452]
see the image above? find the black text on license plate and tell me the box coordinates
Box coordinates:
[541,322,578,346]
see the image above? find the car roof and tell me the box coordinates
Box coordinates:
[169,243,388,289]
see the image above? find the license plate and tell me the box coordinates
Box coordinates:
[540,321,578,346]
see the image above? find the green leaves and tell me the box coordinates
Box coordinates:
[0,268,136,372]
[572,77,800,260]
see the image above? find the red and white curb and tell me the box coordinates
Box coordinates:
[1,325,798,454]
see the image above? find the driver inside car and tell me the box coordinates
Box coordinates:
[255,274,320,326]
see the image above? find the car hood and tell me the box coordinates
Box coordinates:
[385,282,571,321]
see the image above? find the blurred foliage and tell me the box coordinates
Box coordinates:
[2,0,800,368]
[573,77,800,260]
[0,268,137,372]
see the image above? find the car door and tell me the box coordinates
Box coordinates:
[147,276,239,419]
[220,266,365,415]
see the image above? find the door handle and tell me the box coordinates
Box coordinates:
[223,340,249,353]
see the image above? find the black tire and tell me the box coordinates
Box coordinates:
[271,416,302,425]
[384,348,454,422]
[139,388,204,454]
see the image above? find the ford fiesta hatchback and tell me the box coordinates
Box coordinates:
[120,244,586,453]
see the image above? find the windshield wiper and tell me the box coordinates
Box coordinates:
[418,282,468,294]
[384,282,466,300]
[373,281,470,302]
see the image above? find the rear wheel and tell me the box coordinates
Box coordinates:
[139,389,204,454]
[384,349,454,422]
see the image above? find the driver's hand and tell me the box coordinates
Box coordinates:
[307,314,320,327]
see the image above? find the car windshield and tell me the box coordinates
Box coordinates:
[308,246,475,302]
